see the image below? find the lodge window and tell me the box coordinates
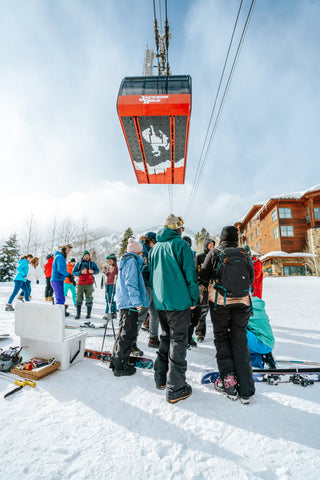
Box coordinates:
[314,207,320,220]
[271,209,277,222]
[279,208,292,219]
[273,227,278,239]
[249,220,252,228]
[256,241,260,251]
[250,233,253,241]
[280,225,294,237]
[255,227,259,237]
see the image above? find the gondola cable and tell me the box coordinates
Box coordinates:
[185,0,256,218]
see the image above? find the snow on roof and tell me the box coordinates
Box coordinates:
[276,184,320,200]
[260,251,318,261]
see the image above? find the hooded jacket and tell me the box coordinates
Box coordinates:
[51,251,69,282]
[115,253,150,310]
[44,257,54,278]
[14,259,29,282]
[149,227,199,311]
[195,238,215,278]
[248,297,275,349]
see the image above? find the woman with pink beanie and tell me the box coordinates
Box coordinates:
[110,238,150,377]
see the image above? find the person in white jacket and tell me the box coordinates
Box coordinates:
[18,257,39,300]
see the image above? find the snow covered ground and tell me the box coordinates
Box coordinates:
[1,277,320,480]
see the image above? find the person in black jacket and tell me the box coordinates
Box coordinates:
[199,226,255,404]
[194,238,215,342]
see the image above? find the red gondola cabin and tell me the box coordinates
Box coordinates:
[117,75,191,184]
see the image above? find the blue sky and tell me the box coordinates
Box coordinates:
[1,0,319,239]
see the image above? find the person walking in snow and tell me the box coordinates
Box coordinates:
[44,254,54,301]
[136,232,160,352]
[5,254,33,311]
[64,258,77,306]
[199,226,255,404]
[18,256,40,301]
[110,238,149,377]
[51,244,74,315]
[73,250,99,320]
[149,214,199,404]
[102,253,118,320]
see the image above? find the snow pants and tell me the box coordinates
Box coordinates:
[137,286,160,338]
[105,284,117,314]
[154,309,190,394]
[209,302,255,398]
[64,283,77,305]
[76,284,94,306]
[19,279,31,299]
[45,277,53,298]
[8,280,29,304]
[111,308,138,366]
[51,280,65,305]
[195,305,209,338]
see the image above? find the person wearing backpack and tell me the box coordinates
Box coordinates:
[199,226,255,405]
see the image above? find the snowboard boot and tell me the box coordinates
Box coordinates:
[5,303,14,312]
[64,305,70,317]
[148,336,160,348]
[75,305,81,320]
[262,352,276,369]
[214,373,238,401]
[141,317,150,331]
[239,396,252,405]
[131,343,144,357]
[166,384,192,404]
[85,304,92,319]
[113,362,136,377]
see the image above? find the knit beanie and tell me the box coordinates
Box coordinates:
[183,236,192,247]
[127,238,143,254]
[82,250,90,257]
[145,231,157,243]
[106,253,117,262]
[220,226,239,243]
[164,214,184,230]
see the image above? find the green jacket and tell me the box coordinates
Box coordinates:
[248,297,275,349]
[149,228,199,311]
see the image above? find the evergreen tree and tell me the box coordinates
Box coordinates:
[195,227,211,253]
[119,227,134,257]
[0,235,20,282]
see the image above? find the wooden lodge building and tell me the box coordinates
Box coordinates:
[234,185,320,276]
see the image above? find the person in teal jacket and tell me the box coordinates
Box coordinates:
[247,296,276,369]
[149,214,199,404]
[5,254,33,311]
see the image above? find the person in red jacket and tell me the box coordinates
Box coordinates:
[72,251,99,319]
[244,246,263,298]
[44,254,54,301]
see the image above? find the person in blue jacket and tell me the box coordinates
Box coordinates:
[51,244,74,313]
[5,254,33,311]
[110,238,150,377]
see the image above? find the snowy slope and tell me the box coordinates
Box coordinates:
[1,277,320,480]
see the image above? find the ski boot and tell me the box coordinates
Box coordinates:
[75,305,81,320]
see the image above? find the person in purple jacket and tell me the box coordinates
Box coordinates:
[51,244,74,315]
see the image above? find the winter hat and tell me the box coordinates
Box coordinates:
[164,214,184,230]
[58,243,73,249]
[82,250,90,257]
[183,236,192,247]
[70,258,76,263]
[46,254,53,260]
[127,238,143,254]
[220,226,239,243]
[145,231,157,243]
[107,253,117,262]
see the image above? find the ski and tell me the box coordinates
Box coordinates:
[84,349,153,369]
[201,367,320,386]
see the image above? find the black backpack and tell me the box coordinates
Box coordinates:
[213,247,252,305]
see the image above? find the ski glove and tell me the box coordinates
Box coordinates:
[68,274,75,283]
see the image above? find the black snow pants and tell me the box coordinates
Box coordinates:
[209,302,255,398]
[195,305,209,338]
[154,309,191,394]
[45,277,53,298]
[111,308,138,367]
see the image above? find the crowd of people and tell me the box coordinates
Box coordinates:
[4,214,276,405]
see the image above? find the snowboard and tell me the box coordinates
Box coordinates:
[0,334,10,340]
[201,367,320,386]
[84,349,154,369]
